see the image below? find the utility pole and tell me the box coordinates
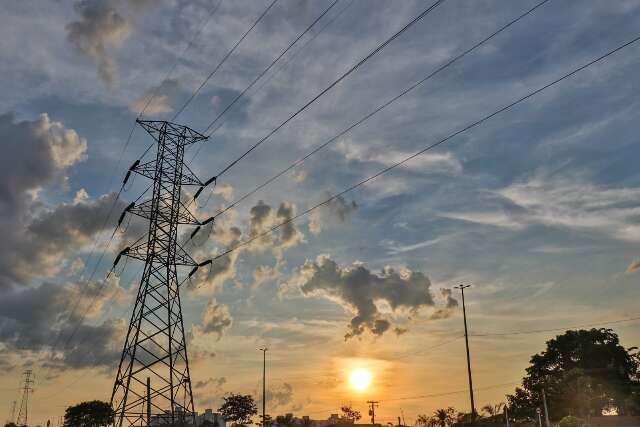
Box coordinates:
[367,401,379,425]
[541,389,551,427]
[259,348,268,427]
[110,120,209,427]
[16,370,34,427]
[146,377,151,427]
[454,284,476,426]
[536,408,542,427]
[504,406,510,427]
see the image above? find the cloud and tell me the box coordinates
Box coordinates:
[266,383,294,409]
[194,376,227,391]
[196,299,232,340]
[428,288,459,320]
[336,141,463,175]
[129,78,180,115]
[66,0,131,85]
[253,265,280,287]
[292,255,438,339]
[0,278,127,371]
[276,202,303,248]
[442,174,640,241]
[626,259,640,274]
[309,194,357,234]
[0,113,135,290]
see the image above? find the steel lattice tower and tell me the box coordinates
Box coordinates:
[16,370,33,427]
[111,120,208,427]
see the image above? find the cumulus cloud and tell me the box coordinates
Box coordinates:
[309,194,357,234]
[253,265,280,287]
[276,202,303,248]
[129,79,180,115]
[66,0,131,85]
[626,259,640,274]
[0,113,133,290]
[0,278,127,371]
[292,255,438,339]
[195,299,232,340]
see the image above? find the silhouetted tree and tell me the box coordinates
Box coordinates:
[219,394,257,427]
[507,328,640,419]
[63,400,114,427]
[5,422,18,427]
[415,408,455,427]
[341,405,362,422]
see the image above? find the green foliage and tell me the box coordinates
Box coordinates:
[218,394,257,427]
[63,400,114,427]
[507,328,640,418]
[340,405,362,422]
[558,416,584,427]
[202,420,217,427]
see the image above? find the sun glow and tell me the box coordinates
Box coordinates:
[349,368,372,391]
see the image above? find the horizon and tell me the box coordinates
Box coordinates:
[1,1,640,426]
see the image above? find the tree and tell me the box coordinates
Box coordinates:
[507,328,640,419]
[415,408,456,427]
[340,405,362,422]
[5,423,18,427]
[202,420,217,427]
[275,414,294,427]
[63,401,114,427]
[218,394,258,427]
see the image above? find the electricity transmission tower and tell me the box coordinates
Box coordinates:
[16,370,33,427]
[110,120,208,427]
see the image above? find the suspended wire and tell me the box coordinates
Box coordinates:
[172,0,280,121]
[60,231,148,351]
[39,0,226,384]
[471,315,640,337]
[190,33,640,284]
[139,0,226,118]
[200,0,552,222]
[239,0,356,123]
[382,381,522,403]
[186,0,342,164]
[202,0,340,135]
[213,0,448,179]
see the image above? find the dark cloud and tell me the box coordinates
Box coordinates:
[309,194,357,234]
[0,113,129,290]
[0,279,126,371]
[66,0,131,85]
[295,255,436,339]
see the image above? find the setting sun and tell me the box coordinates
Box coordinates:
[349,368,372,391]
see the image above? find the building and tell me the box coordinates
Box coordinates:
[196,409,226,427]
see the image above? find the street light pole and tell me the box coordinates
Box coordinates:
[259,348,268,427]
[455,284,476,426]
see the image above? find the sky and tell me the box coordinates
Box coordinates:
[1,0,640,425]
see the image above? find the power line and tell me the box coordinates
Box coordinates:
[212,0,447,179]
[194,0,552,224]
[45,0,226,371]
[471,315,640,337]
[202,0,340,135]
[186,0,342,164]
[381,381,521,403]
[190,33,640,284]
[212,0,356,137]
[172,0,279,121]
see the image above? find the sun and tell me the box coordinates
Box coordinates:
[349,368,372,391]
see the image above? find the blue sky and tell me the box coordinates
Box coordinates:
[1,0,640,424]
